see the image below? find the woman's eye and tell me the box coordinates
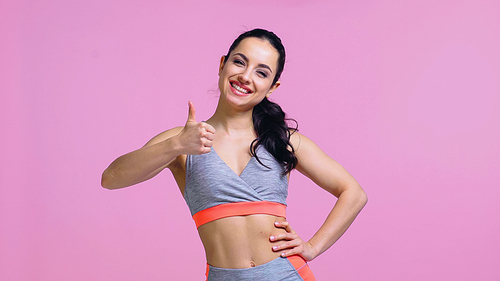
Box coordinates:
[233,59,244,66]
[257,71,268,78]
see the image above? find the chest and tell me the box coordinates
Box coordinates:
[212,138,254,177]
[184,143,289,215]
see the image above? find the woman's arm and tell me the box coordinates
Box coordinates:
[101,101,215,190]
[101,127,183,189]
[272,132,367,260]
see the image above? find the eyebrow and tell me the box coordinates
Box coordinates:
[233,53,273,73]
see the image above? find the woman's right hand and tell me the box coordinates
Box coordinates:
[176,101,216,155]
[101,101,215,189]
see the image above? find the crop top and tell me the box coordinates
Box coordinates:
[184,145,288,228]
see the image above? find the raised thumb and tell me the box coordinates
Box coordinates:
[187,101,196,123]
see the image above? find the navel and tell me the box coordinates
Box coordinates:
[250,261,256,267]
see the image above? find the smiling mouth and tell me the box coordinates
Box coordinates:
[231,82,252,94]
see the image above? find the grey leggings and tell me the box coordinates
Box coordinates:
[206,256,315,281]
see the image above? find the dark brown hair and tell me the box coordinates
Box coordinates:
[224,29,297,174]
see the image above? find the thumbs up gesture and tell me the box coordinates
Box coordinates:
[178,101,215,155]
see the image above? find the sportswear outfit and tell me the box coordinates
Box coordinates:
[185,146,316,280]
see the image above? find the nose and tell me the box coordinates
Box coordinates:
[238,70,251,84]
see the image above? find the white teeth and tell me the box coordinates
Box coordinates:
[231,83,248,94]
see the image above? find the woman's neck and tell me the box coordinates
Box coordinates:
[207,101,254,136]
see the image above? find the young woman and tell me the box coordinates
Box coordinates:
[102,29,367,281]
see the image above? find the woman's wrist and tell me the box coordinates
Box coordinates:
[162,134,183,156]
[307,238,325,260]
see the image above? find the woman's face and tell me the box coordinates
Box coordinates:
[218,37,281,111]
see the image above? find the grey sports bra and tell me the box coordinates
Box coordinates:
[184,145,288,227]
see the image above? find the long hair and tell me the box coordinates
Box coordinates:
[224,29,297,174]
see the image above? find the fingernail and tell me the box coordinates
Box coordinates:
[274,222,279,225]
[270,236,275,241]
[273,246,278,251]
[281,252,285,257]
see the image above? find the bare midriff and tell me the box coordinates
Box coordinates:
[198,214,288,268]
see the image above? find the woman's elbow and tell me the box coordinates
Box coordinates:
[101,169,120,190]
[358,186,368,208]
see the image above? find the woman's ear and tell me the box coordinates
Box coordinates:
[218,56,226,75]
[266,81,281,98]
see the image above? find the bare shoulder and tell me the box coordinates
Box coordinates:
[289,131,329,164]
[289,131,324,160]
[289,131,360,197]
[143,126,184,148]
[289,130,311,154]
[289,129,300,151]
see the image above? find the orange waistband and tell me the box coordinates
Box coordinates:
[192,201,287,228]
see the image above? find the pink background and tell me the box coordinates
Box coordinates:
[1,1,499,280]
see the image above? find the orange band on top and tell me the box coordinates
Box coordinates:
[193,201,286,228]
